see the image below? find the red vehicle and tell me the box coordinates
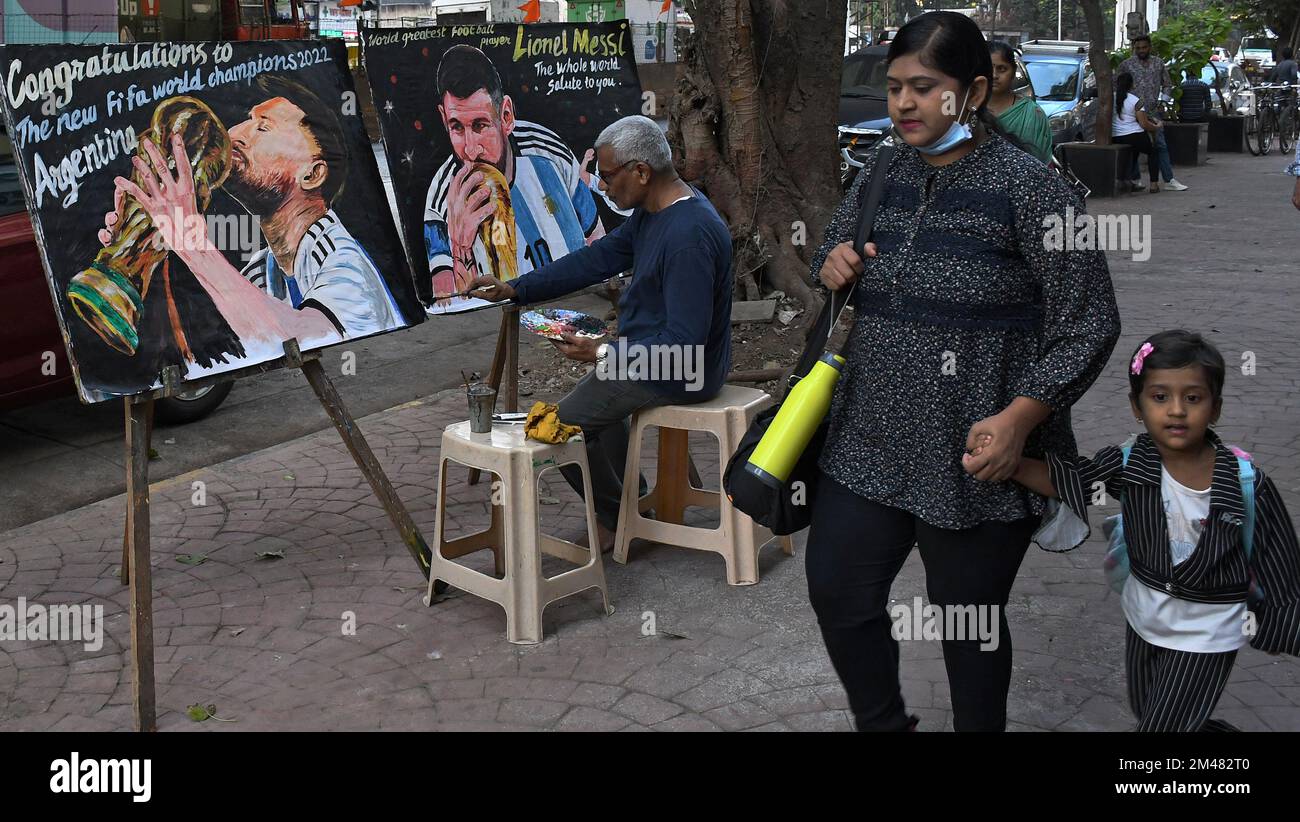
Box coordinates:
[0,129,231,421]
[220,0,311,41]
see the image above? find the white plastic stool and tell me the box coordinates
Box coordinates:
[424,421,613,644]
[612,385,794,585]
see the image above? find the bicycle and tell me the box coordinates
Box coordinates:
[1253,83,1296,155]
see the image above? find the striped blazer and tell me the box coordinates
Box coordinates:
[1045,431,1300,655]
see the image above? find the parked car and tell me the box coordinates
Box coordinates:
[0,128,232,422]
[838,44,891,189]
[1020,40,1098,145]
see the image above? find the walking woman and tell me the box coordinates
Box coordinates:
[987,41,1053,163]
[1112,71,1161,193]
[806,11,1120,732]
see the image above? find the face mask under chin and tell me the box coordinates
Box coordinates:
[913,87,975,156]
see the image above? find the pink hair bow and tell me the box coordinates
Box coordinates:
[1130,342,1155,375]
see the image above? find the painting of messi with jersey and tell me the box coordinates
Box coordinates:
[424,45,613,307]
[100,75,410,354]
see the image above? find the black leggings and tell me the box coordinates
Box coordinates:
[1113,132,1159,184]
[805,471,1039,732]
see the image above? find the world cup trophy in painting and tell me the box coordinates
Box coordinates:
[473,161,518,282]
[66,96,232,356]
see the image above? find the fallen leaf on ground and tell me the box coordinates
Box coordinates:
[176,554,208,566]
[186,703,236,722]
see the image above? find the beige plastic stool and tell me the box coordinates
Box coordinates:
[424,421,613,644]
[612,385,795,585]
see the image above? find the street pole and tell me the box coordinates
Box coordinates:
[1058,0,1062,40]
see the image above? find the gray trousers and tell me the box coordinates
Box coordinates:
[556,371,668,531]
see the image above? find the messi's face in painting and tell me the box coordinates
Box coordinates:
[439,88,516,173]
[225,96,328,215]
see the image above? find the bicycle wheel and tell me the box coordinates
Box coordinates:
[1281,108,1295,154]
[1260,108,1276,155]
[1245,113,1261,155]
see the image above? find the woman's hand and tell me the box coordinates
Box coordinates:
[819,241,876,291]
[962,410,1030,483]
[1292,177,1300,211]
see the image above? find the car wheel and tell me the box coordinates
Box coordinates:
[154,381,233,425]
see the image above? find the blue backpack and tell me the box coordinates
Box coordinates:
[1102,442,1261,604]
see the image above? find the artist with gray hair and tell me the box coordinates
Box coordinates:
[471,114,733,551]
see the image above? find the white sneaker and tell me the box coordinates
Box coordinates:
[1165,178,1189,191]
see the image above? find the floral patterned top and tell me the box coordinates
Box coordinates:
[809,134,1121,530]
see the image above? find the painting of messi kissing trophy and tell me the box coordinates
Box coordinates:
[0,40,423,403]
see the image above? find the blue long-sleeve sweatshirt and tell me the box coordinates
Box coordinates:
[509,188,733,401]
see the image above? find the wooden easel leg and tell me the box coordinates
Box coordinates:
[299,358,435,581]
[121,400,155,585]
[125,397,156,732]
[470,306,519,486]
[503,305,519,412]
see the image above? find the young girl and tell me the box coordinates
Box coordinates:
[970,330,1300,731]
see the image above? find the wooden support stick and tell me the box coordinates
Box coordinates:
[503,305,519,412]
[125,396,156,732]
[469,306,518,486]
[299,354,433,579]
[121,392,157,585]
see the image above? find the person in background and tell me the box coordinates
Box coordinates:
[1112,72,1161,193]
[1287,127,1300,210]
[1177,68,1211,123]
[987,41,1054,164]
[1119,35,1189,192]
[1267,47,1298,85]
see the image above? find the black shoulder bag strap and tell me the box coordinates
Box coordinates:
[786,143,896,396]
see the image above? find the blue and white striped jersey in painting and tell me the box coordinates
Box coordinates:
[423,121,601,282]
[241,210,403,338]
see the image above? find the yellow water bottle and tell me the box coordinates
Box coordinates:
[744,352,845,488]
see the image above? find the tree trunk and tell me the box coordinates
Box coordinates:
[1079,0,1113,146]
[669,0,847,317]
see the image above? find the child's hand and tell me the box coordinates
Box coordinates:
[962,433,994,475]
[963,412,1029,482]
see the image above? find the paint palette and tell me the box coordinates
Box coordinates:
[519,309,607,342]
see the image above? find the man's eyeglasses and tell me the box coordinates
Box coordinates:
[597,159,638,184]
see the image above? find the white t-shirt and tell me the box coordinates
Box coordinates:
[1122,466,1248,653]
[1112,93,1147,137]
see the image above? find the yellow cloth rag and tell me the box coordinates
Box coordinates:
[524,401,583,443]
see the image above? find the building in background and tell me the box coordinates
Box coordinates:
[429,0,560,24]
[1,0,117,44]
[566,0,686,63]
